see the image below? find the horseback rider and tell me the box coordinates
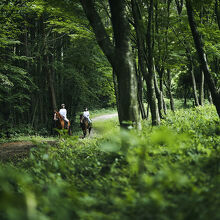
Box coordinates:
[59,104,69,128]
[83,107,92,124]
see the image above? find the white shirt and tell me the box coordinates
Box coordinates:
[83,110,90,118]
[59,108,67,119]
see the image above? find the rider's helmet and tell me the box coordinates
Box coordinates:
[84,107,88,111]
[61,104,65,108]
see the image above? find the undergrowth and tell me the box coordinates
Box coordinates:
[0,105,219,220]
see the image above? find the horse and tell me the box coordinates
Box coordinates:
[80,114,92,138]
[54,110,71,135]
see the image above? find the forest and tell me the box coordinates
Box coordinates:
[0,0,220,219]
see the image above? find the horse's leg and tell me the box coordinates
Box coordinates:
[83,129,87,138]
[61,121,64,129]
[68,127,71,135]
[67,122,71,135]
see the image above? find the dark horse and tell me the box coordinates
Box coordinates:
[80,114,92,138]
[54,110,71,135]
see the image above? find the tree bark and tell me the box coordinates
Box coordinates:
[166,69,175,111]
[131,0,160,125]
[208,89,213,104]
[199,68,204,106]
[186,0,220,117]
[175,0,184,15]
[157,67,167,115]
[80,0,141,128]
[134,55,146,119]
[154,70,164,119]
[112,69,119,114]
[145,0,160,125]
[215,0,220,29]
[188,55,199,106]
[47,55,57,111]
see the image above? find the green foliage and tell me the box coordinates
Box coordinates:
[0,105,219,219]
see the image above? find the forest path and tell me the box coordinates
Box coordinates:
[92,113,118,122]
[81,112,118,138]
[0,112,118,160]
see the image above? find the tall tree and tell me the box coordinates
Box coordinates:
[131,0,160,125]
[80,0,141,128]
[186,0,220,117]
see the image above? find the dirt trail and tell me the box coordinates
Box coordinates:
[0,140,57,161]
[0,113,118,160]
[92,113,118,122]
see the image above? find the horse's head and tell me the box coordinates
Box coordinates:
[80,114,89,124]
[80,114,84,123]
[54,111,62,121]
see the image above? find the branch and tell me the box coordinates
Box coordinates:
[80,0,115,67]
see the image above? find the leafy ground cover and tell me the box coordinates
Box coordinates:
[0,105,219,220]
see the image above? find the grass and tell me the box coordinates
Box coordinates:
[0,135,57,144]
[0,104,219,220]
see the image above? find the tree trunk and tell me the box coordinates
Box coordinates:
[112,69,119,113]
[134,57,146,119]
[166,69,175,111]
[80,0,141,128]
[186,0,220,117]
[131,0,160,125]
[146,0,160,125]
[154,71,163,119]
[157,68,167,115]
[215,0,220,29]
[208,89,213,104]
[199,68,204,106]
[47,55,57,111]
[175,0,184,15]
[189,56,199,106]
[146,103,150,119]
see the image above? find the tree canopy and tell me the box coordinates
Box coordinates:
[0,0,219,133]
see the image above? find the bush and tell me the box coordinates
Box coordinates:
[0,105,219,219]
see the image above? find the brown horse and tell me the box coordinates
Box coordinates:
[80,114,92,138]
[54,110,71,135]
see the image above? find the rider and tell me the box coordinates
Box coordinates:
[59,104,69,127]
[83,107,92,124]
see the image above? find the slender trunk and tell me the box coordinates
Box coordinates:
[208,89,213,104]
[24,24,29,70]
[146,0,160,125]
[157,69,167,115]
[184,85,187,107]
[112,69,119,113]
[215,0,220,29]
[131,0,160,125]
[190,58,199,106]
[134,56,146,120]
[186,0,220,117]
[167,69,175,111]
[146,103,150,119]
[199,68,204,106]
[44,42,57,110]
[163,98,167,115]
[175,0,184,15]
[154,72,163,119]
[135,58,146,119]
[31,99,39,127]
